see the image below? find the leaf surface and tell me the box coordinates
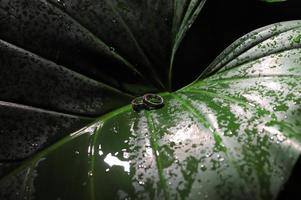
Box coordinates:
[1,21,300,200]
[0,0,205,161]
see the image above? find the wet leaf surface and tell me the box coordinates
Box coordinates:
[0,0,205,162]
[1,21,300,200]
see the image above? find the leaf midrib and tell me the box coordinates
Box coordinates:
[145,111,170,200]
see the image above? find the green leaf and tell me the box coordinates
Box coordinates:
[1,20,300,200]
[0,0,205,161]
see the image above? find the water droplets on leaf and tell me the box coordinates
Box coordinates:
[293,34,301,43]
[110,47,116,52]
[98,144,103,156]
[200,164,207,171]
[88,171,93,177]
[57,0,66,8]
[123,151,130,159]
[31,143,38,147]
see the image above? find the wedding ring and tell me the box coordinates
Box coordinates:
[143,93,164,109]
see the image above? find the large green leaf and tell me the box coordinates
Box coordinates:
[1,20,300,199]
[0,0,206,161]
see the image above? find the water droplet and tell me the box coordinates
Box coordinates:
[187,23,192,29]
[98,145,103,156]
[75,150,80,155]
[206,152,212,158]
[200,164,207,171]
[276,135,286,143]
[88,171,93,177]
[57,0,66,7]
[123,152,130,159]
[138,164,145,169]
[105,168,110,172]
[31,143,38,147]
[138,181,145,185]
[110,47,115,52]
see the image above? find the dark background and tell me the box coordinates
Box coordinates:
[173,0,301,90]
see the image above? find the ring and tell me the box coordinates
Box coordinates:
[143,93,164,109]
[131,96,145,111]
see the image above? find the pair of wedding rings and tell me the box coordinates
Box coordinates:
[131,93,164,111]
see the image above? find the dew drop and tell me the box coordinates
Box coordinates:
[187,23,192,29]
[57,0,66,7]
[206,152,212,158]
[200,164,207,171]
[110,47,115,52]
[75,150,80,155]
[88,171,93,177]
[31,143,38,147]
[138,164,145,169]
[123,152,130,159]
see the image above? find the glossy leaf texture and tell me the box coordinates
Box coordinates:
[0,0,205,162]
[1,20,300,200]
